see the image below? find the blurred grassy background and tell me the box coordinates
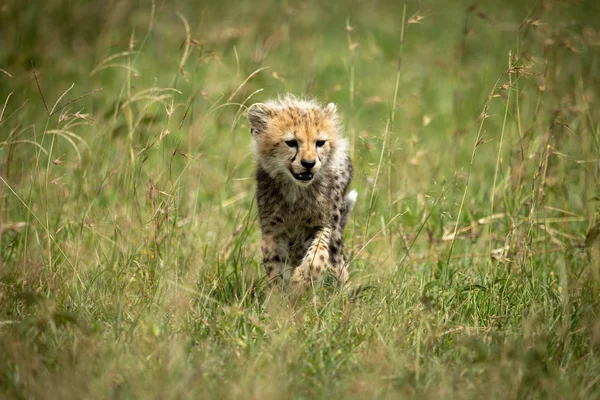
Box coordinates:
[1,0,600,398]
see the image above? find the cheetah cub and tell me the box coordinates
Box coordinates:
[247,96,357,296]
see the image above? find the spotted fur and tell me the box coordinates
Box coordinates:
[247,95,356,297]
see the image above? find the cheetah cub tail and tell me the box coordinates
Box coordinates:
[346,189,358,213]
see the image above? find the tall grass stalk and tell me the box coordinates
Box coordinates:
[446,77,501,266]
[364,3,406,243]
[488,51,512,262]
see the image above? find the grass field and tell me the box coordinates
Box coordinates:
[1,0,600,398]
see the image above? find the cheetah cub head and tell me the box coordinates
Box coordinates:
[247,96,341,186]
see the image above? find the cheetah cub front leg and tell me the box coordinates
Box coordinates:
[260,231,287,288]
[289,226,333,294]
[289,194,355,294]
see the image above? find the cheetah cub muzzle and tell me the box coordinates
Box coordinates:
[247,95,356,297]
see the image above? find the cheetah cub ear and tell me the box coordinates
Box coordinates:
[324,102,337,116]
[247,103,273,135]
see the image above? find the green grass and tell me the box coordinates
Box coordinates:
[1,0,600,398]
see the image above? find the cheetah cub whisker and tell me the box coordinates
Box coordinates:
[247,95,356,297]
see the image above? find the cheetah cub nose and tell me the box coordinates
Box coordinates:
[301,159,316,170]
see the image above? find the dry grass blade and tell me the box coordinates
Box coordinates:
[0,140,48,155]
[0,92,13,122]
[0,221,28,234]
[0,99,28,126]
[31,64,49,115]
[0,68,13,78]
[226,67,270,103]
[45,129,90,162]
[231,88,264,129]
[176,11,191,70]
[120,87,182,109]
[50,88,103,117]
[179,90,200,128]
[89,51,141,76]
[50,83,75,115]
[91,63,140,77]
